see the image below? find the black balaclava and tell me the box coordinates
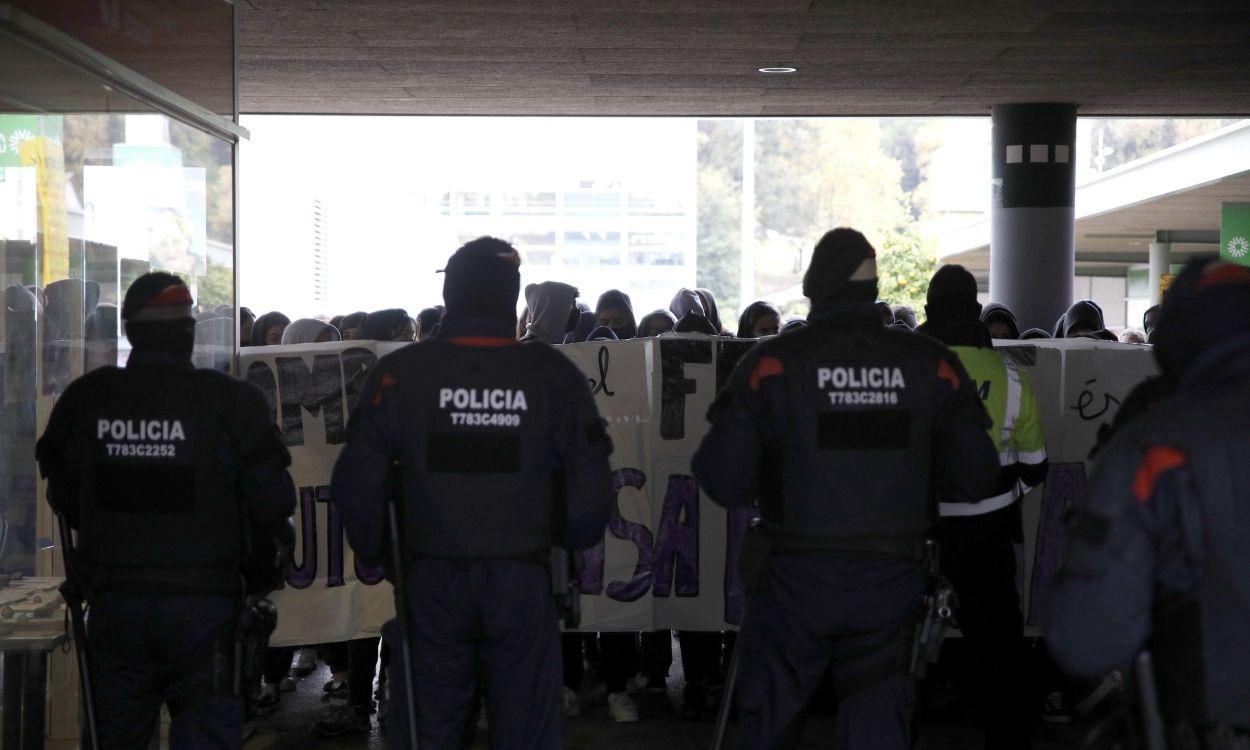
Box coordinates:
[121,272,196,359]
[250,311,291,347]
[980,302,1020,340]
[920,264,991,348]
[925,264,982,319]
[595,289,637,340]
[802,228,878,304]
[1152,257,1250,382]
[442,236,521,322]
[1053,300,1104,338]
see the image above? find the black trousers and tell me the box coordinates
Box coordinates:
[938,504,1034,750]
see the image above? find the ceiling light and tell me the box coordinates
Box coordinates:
[758,66,797,74]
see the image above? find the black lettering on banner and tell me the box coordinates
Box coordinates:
[341,347,378,415]
[588,345,614,396]
[660,339,712,440]
[246,361,278,422]
[1071,378,1121,421]
[716,340,755,393]
[277,354,345,447]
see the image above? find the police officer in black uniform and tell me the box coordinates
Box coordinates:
[331,236,614,749]
[36,272,296,749]
[693,228,1001,749]
[1049,257,1250,749]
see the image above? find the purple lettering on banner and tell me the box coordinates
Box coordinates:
[355,557,386,585]
[579,542,605,595]
[316,486,345,587]
[287,485,320,589]
[1027,462,1087,627]
[652,474,700,597]
[724,506,761,625]
[606,468,655,602]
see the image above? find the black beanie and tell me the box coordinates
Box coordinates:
[1153,257,1250,381]
[121,272,196,357]
[925,264,982,318]
[442,236,521,320]
[803,228,878,303]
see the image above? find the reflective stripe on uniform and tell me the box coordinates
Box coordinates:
[1000,359,1022,459]
[1017,447,1047,465]
[947,356,1028,518]
[940,489,1016,518]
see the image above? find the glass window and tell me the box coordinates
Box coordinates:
[1,109,234,576]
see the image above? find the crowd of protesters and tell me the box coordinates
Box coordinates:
[220,261,1163,739]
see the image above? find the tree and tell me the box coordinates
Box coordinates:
[196,258,233,311]
[876,230,937,316]
[695,120,742,313]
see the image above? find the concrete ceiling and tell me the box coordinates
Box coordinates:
[237,1,1250,116]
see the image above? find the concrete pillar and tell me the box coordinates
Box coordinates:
[990,103,1078,332]
[1148,241,1171,305]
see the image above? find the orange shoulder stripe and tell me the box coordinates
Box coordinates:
[1132,445,1187,503]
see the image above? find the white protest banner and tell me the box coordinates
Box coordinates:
[240,336,1157,645]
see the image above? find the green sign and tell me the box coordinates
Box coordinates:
[0,115,63,168]
[1222,202,1250,267]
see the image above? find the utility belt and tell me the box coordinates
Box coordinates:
[739,528,954,689]
[739,529,930,592]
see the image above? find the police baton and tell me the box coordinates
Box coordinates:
[711,516,764,750]
[1136,652,1167,750]
[710,625,743,750]
[386,485,420,750]
[56,512,101,750]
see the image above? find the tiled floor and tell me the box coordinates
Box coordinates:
[245,660,1086,750]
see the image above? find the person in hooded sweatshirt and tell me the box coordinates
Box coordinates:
[331,237,613,749]
[695,288,729,335]
[361,309,416,343]
[594,290,637,341]
[980,302,1021,340]
[416,306,444,341]
[338,311,367,341]
[693,229,999,750]
[1052,300,1105,339]
[281,318,342,345]
[637,310,677,338]
[563,310,597,345]
[891,305,919,331]
[251,311,291,347]
[1048,259,1250,745]
[737,301,783,338]
[523,281,580,344]
[917,265,1048,749]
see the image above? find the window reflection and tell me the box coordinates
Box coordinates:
[0,112,234,573]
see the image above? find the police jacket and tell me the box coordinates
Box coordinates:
[918,315,1048,517]
[330,315,614,566]
[692,302,1000,556]
[36,350,295,596]
[1048,334,1250,729]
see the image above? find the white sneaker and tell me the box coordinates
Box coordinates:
[563,687,581,717]
[607,692,639,723]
